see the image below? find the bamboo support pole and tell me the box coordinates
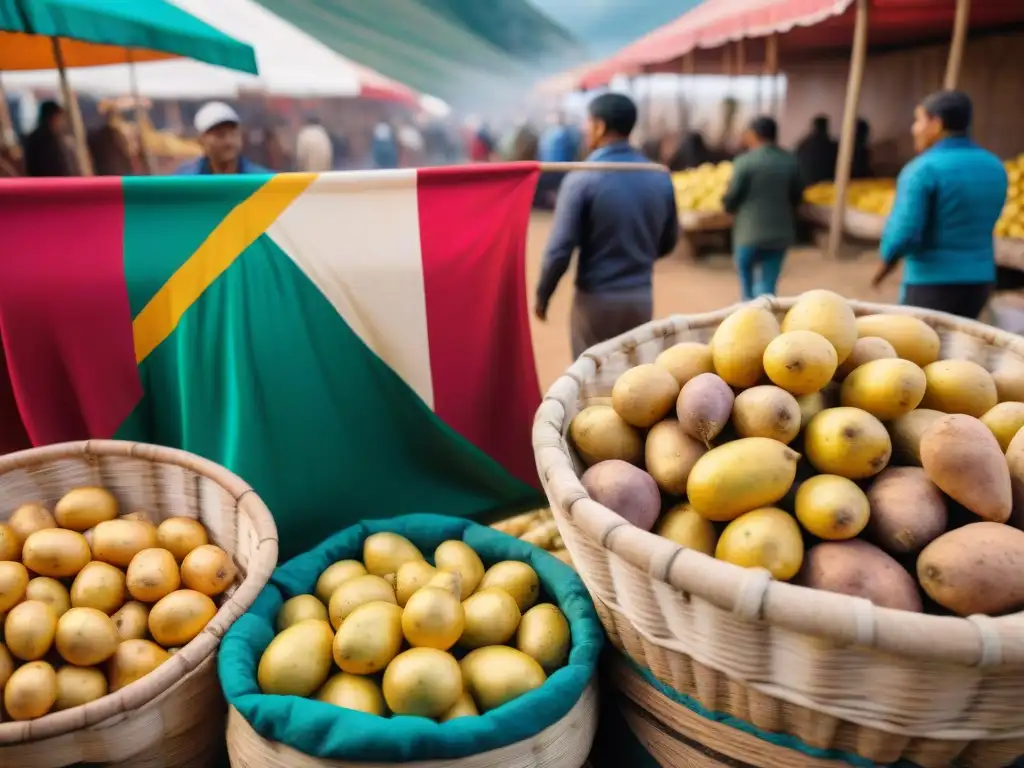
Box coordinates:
[127,49,153,175]
[944,0,971,90]
[765,34,780,119]
[826,0,870,260]
[51,37,93,176]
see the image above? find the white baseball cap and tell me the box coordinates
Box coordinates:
[194,101,240,134]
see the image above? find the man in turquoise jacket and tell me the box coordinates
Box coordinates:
[874,90,1007,318]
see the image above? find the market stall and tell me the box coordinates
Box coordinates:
[0,0,258,175]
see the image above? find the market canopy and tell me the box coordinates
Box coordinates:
[1,0,419,104]
[577,0,1024,89]
[0,0,258,72]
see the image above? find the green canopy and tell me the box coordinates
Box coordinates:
[0,0,258,72]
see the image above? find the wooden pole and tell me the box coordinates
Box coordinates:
[944,0,971,89]
[826,0,870,260]
[51,37,93,176]
[126,49,153,174]
[765,34,780,119]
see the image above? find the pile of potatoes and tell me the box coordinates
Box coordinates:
[0,488,233,721]
[259,532,571,722]
[491,508,573,568]
[569,290,1024,618]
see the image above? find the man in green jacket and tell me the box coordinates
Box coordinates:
[722,116,805,300]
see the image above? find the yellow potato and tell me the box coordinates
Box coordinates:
[763,330,838,395]
[459,646,546,712]
[276,594,329,632]
[795,475,870,540]
[434,540,485,597]
[834,336,897,380]
[980,401,1024,452]
[54,487,119,531]
[22,528,92,578]
[654,341,714,386]
[611,364,680,428]
[686,438,801,522]
[515,603,571,672]
[328,575,396,629]
[477,561,540,613]
[362,532,424,577]
[314,560,367,604]
[439,691,479,721]
[4,661,57,720]
[91,518,159,568]
[781,289,858,365]
[7,502,56,546]
[0,522,20,560]
[316,673,386,716]
[568,405,643,466]
[126,548,180,602]
[394,560,437,606]
[148,589,217,647]
[0,643,14,689]
[332,601,403,675]
[180,544,236,597]
[55,607,120,666]
[716,508,804,581]
[731,385,801,444]
[839,358,927,420]
[155,517,209,562]
[920,359,998,417]
[70,561,127,615]
[54,665,108,710]
[5,600,58,661]
[854,314,940,367]
[402,586,464,651]
[382,648,463,718]
[460,587,522,648]
[653,503,717,556]
[0,560,30,613]
[112,601,151,641]
[257,620,333,697]
[804,407,891,479]
[108,639,170,692]
[710,305,780,388]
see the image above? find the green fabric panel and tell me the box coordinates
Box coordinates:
[0,0,30,30]
[219,513,603,762]
[17,0,258,72]
[121,175,271,317]
[252,0,576,103]
[115,233,538,560]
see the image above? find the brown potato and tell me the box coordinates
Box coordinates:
[580,460,661,531]
[676,372,734,445]
[917,522,1024,615]
[834,336,897,380]
[920,414,1012,523]
[731,385,801,444]
[866,467,947,554]
[991,354,1024,403]
[887,409,944,466]
[568,405,642,466]
[799,540,921,612]
[644,420,706,496]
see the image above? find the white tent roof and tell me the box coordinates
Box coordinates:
[0,0,421,103]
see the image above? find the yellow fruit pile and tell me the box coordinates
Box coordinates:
[996,155,1024,239]
[0,489,230,721]
[258,532,571,721]
[803,179,896,215]
[491,508,572,567]
[672,161,733,214]
[569,290,1024,618]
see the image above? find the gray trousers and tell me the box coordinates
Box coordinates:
[570,290,653,360]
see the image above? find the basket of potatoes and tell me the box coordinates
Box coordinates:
[534,292,1024,768]
[0,440,277,768]
[220,513,602,768]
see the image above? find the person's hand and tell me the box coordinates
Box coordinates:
[870,262,891,290]
[534,304,547,322]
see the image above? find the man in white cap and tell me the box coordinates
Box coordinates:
[176,101,269,175]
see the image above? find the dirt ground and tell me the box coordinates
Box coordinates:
[525,212,900,390]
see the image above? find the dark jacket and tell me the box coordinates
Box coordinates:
[880,136,1006,287]
[723,144,804,250]
[795,129,838,186]
[535,141,678,311]
[174,156,270,175]
[23,128,74,177]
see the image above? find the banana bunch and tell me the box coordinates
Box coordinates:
[803,179,895,215]
[996,155,1024,240]
[672,161,733,214]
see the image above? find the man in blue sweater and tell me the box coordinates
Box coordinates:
[874,90,1007,318]
[534,93,678,359]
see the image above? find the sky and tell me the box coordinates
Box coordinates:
[529,0,703,58]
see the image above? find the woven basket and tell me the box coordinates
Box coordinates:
[533,297,1024,768]
[0,440,279,768]
[225,681,599,768]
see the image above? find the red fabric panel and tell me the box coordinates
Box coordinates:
[0,178,142,449]
[417,162,543,489]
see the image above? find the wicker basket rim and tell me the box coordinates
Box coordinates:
[535,296,1024,667]
[0,439,279,744]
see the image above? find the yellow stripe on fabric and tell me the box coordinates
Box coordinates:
[133,173,317,364]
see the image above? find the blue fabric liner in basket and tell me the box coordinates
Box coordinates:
[219,513,603,762]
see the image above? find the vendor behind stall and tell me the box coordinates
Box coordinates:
[175,102,269,175]
[873,90,1007,319]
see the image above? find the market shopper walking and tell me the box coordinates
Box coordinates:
[723,116,804,301]
[175,102,269,175]
[534,93,678,360]
[873,91,1007,318]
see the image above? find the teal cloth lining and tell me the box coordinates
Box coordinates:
[218,513,603,762]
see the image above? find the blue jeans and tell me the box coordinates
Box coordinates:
[735,246,786,301]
